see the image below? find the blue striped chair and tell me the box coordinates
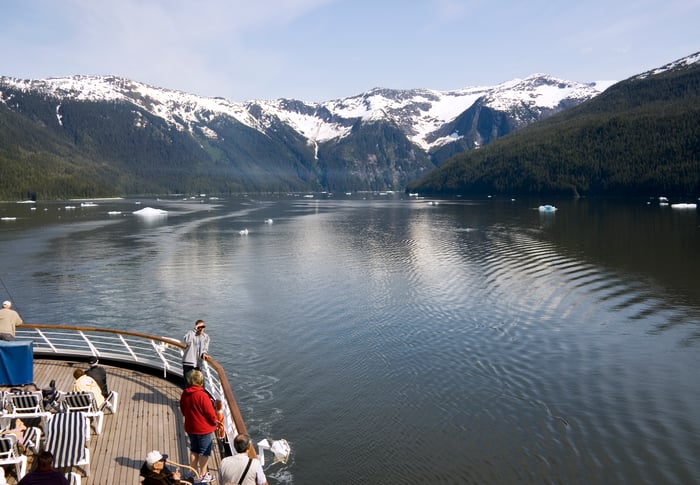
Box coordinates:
[1,391,50,428]
[44,411,91,477]
[66,471,82,485]
[60,391,104,435]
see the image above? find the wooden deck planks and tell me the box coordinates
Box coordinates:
[1,359,223,485]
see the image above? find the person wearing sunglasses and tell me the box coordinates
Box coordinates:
[182,319,210,384]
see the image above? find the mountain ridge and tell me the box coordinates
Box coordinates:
[0,69,609,198]
[407,51,700,197]
[0,73,609,153]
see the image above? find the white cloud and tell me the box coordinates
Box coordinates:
[2,0,698,102]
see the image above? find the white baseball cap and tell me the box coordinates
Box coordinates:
[145,450,168,468]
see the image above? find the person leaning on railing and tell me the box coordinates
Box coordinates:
[181,320,210,383]
[0,301,22,341]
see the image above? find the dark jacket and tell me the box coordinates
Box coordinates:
[140,462,179,485]
[85,365,109,398]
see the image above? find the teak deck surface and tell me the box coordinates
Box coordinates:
[1,359,223,485]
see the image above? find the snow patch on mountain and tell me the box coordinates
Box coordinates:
[635,50,700,79]
[0,72,607,151]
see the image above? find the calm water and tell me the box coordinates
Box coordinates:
[1,195,699,484]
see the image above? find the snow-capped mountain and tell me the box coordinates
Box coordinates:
[0,74,608,152]
[0,71,611,196]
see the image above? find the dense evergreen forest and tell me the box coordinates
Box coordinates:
[407,62,700,197]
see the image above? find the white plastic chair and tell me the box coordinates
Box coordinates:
[101,390,119,414]
[0,434,27,481]
[1,391,50,428]
[60,391,104,435]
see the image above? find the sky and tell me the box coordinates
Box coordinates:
[2,0,699,103]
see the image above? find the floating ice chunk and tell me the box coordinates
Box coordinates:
[671,203,697,209]
[133,207,168,216]
[538,204,557,212]
[257,438,291,466]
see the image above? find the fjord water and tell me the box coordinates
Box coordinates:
[1,196,699,484]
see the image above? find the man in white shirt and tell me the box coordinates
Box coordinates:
[218,434,268,485]
[0,300,22,341]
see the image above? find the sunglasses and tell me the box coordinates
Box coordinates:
[196,326,206,330]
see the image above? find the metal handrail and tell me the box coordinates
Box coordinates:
[15,323,248,456]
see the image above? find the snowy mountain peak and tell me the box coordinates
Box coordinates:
[0,72,607,151]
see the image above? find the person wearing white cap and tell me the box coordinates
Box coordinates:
[140,450,181,485]
[0,300,22,341]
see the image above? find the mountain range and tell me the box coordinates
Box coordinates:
[407,51,700,197]
[0,70,611,199]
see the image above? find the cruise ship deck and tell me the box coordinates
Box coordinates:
[1,359,224,484]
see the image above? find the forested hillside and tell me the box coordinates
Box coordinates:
[0,72,603,200]
[407,59,700,197]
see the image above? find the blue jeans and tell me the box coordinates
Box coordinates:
[188,432,213,456]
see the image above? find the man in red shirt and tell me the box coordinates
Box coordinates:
[179,369,218,483]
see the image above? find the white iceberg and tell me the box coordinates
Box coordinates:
[257,438,291,466]
[133,207,168,216]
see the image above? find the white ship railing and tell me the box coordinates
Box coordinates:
[15,324,245,455]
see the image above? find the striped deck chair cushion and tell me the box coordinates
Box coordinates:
[66,471,81,485]
[7,392,42,413]
[22,426,42,454]
[45,412,88,468]
[63,392,97,412]
[0,435,15,457]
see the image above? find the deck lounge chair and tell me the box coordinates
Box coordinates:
[101,390,119,414]
[44,411,91,477]
[66,471,82,485]
[0,434,27,481]
[0,391,50,427]
[60,391,104,435]
[21,425,42,455]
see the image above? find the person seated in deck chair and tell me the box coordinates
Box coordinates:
[71,368,105,409]
[42,380,60,412]
[0,418,27,452]
[17,451,69,485]
[140,450,182,485]
[84,356,109,399]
